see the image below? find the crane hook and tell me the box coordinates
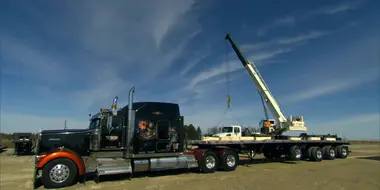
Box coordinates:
[227,95,231,108]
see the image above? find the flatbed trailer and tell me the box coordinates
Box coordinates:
[189,136,350,162]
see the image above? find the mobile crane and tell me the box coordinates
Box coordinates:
[32,33,350,189]
[225,33,307,135]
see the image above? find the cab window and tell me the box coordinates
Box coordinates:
[89,119,100,130]
[234,127,240,133]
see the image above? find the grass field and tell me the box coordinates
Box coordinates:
[0,144,379,190]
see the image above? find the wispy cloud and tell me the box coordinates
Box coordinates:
[186,30,330,94]
[180,47,212,77]
[312,1,362,15]
[277,31,330,45]
[0,35,72,85]
[282,73,379,104]
[1,0,203,111]
[242,30,330,52]
[257,1,362,37]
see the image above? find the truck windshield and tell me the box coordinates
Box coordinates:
[89,119,100,129]
[222,127,233,133]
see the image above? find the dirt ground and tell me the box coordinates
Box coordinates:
[1,144,379,190]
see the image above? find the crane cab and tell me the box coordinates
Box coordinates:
[259,119,276,134]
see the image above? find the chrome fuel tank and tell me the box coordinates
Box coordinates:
[132,154,198,172]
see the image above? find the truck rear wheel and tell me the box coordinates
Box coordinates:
[42,158,78,188]
[220,150,238,171]
[336,145,349,159]
[199,151,219,173]
[322,146,336,160]
[309,147,323,162]
[287,145,302,161]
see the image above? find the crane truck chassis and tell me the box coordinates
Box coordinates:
[32,34,350,189]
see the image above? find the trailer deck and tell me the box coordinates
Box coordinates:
[192,139,350,146]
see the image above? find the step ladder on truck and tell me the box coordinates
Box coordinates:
[32,34,350,189]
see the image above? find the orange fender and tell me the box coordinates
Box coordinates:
[36,150,85,175]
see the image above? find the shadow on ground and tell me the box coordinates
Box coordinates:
[357,156,380,162]
[238,157,298,166]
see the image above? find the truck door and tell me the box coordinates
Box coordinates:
[156,120,171,152]
[102,116,124,149]
[233,126,240,137]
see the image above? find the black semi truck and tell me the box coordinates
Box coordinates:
[32,87,349,189]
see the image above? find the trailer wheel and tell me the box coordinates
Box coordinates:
[220,150,238,171]
[336,145,349,159]
[199,151,219,173]
[322,146,336,160]
[42,158,78,188]
[287,145,302,161]
[309,147,323,162]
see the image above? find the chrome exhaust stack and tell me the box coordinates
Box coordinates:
[126,86,135,157]
[111,96,119,115]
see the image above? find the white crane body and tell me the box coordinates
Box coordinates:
[225,33,307,134]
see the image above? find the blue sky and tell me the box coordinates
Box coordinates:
[0,0,379,140]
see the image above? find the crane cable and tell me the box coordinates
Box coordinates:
[213,42,242,128]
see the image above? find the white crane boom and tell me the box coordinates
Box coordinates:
[225,33,307,134]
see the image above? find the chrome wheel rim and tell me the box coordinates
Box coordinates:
[329,149,336,157]
[295,149,302,159]
[342,148,348,156]
[49,164,70,184]
[226,155,236,167]
[316,150,323,159]
[205,156,216,169]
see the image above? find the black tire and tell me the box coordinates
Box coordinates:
[42,158,78,188]
[322,146,336,160]
[220,150,239,171]
[287,145,302,161]
[309,147,323,162]
[336,145,349,159]
[199,151,219,173]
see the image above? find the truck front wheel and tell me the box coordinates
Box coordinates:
[199,151,219,173]
[42,158,78,188]
[220,150,238,171]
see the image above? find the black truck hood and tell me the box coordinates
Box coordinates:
[38,128,91,156]
[41,129,90,134]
